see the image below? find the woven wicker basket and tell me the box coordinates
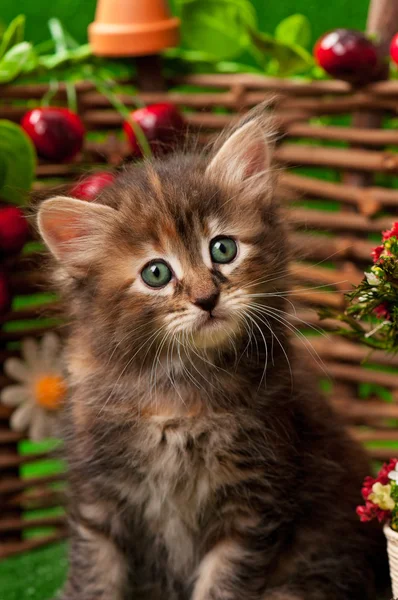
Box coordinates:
[384,525,398,597]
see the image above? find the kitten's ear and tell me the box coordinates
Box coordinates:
[38,197,115,274]
[206,110,274,195]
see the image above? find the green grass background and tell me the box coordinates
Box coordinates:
[0,1,377,599]
[0,0,368,48]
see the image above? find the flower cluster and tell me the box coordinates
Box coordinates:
[357,459,398,529]
[320,221,398,352]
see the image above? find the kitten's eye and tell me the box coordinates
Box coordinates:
[210,237,237,264]
[141,261,172,288]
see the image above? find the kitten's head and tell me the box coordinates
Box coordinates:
[38,108,287,369]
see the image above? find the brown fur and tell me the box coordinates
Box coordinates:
[37,106,388,600]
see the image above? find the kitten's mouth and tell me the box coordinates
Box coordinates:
[192,311,237,349]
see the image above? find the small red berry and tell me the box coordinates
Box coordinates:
[123,103,185,157]
[21,107,85,162]
[373,302,390,320]
[371,245,384,263]
[314,29,380,84]
[70,172,116,201]
[0,206,29,255]
[0,271,11,314]
[390,33,398,65]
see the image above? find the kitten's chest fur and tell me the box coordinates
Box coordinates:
[117,413,243,576]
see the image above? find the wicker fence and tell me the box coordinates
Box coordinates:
[0,73,398,558]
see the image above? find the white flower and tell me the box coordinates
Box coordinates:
[389,464,398,482]
[365,272,381,286]
[1,333,66,442]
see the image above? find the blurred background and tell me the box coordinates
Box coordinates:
[1,0,367,48]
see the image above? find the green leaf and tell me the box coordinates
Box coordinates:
[0,41,34,83]
[178,0,257,60]
[0,121,36,205]
[0,15,25,59]
[48,18,68,54]
[251,30,314,76]
[275,14,311,48]
[38,44,92,70]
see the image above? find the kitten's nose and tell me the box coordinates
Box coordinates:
[194,291,220,312]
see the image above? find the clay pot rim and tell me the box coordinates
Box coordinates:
[89,16,180,35]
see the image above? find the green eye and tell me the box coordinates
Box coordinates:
[141,261,172,288]
[210,237,237,264]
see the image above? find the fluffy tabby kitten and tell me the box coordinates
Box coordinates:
[38,107,387,600]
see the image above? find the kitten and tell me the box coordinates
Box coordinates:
[38,106,387,600]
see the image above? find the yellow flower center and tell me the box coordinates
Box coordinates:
[33,375,67,411]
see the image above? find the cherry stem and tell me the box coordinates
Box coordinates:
[41,79,59,107]
[66,81,77,114]
[92,74,152,159]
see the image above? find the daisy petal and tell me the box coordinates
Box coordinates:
[21,338,40,371]
[0,385,28,407]
[30,409,52,442]
[4,358,31,384]
[10,402,34,432]
[41,333,61,369]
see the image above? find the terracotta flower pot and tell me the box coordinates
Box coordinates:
[88,0,180,56]
[384,524,398,597]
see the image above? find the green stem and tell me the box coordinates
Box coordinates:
[41,79,59,107]
[66,81,77,113]
[93,75,152,159]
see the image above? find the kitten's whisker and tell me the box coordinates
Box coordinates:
[240,269,290,291]
[250,302,327,338]
[182,332,220,394]
[244,312,269,390]
[149,328,170,398]
[247,280,351,297]
[158,332,187,407]
[99,324,168,416]
[246,308,292,386]
[256,306,330,380]
[234,308,256,365]
[105,323,149,367]
[176,336,202,391]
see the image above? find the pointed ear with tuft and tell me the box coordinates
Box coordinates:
[206,110,275,199]
[37,197,115,275]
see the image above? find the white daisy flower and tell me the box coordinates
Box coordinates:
[0,332,67,442]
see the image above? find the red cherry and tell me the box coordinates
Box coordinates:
[314,29,380,83]
[0,206,29,256]
[123,103,185,157]
[21,107,85,162]
[0,271,11,314]
[70,172,116,201]
[391,33,398,65]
